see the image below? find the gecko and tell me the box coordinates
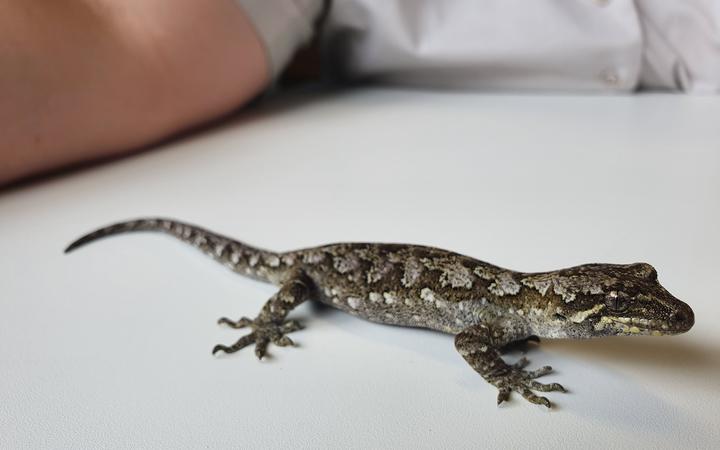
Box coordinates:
[65,218,695,408]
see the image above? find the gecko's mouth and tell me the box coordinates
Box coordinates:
[595,316,691,336]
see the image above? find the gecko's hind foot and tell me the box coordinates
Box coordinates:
[212,318,303,359]
[490,363,566,408]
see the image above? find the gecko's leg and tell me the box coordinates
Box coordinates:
[213,269,312,360]
[455,324,566,408]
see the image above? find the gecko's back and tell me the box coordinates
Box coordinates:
[284,242,499,333]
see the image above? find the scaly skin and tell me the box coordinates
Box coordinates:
[65,218,695,408]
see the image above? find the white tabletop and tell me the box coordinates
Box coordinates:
[1,88,719,449]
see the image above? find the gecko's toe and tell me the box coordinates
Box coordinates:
[273,336,295,347]
[496,387,511,405]
[512,357,530,370]
[281,320,304,333]
[526,365,553,379]
[518,388,552,408]
[217,316,253,329]
[529,380,566,392]
[212,333,257,355]
[254,338,270,360]
[211,345,225,355]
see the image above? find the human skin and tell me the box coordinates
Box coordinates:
[0,0,269,186]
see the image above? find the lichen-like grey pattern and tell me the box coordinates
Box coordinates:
[65,218,695,408]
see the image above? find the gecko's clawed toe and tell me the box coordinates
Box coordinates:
[527,365,553,378]
[272,336,295,347]
[496,388,511,405]
[217,316,253,329]
[254,338,270,360]
[519,388,551,408]
[281,320,304,333]
[529,380,566,393]
[212,332,256,355]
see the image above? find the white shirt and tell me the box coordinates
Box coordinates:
[237,0,720,93]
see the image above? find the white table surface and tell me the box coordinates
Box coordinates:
[1,88,719,449]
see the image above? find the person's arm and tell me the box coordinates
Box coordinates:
[0,0,269,186]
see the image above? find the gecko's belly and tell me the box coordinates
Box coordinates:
[314,287,482,334]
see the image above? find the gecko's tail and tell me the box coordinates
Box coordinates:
[65,218,287,284]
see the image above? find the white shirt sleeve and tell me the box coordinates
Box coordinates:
[637,0,720,93]
[235,0,324,78]
[321,0,720,93]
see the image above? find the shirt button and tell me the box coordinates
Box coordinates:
[601,69,620,86]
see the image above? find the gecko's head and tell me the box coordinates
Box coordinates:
[525,263,694,338]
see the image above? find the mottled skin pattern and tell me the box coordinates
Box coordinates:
[66,218,695,408]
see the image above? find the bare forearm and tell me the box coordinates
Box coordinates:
[0,0,268,186]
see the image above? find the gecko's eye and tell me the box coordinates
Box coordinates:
[645,267,658,281]
[605,291,628,314]
[629,262,657,280]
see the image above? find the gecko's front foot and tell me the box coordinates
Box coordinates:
[488,358,566,408]
[455,325,567,408]
[213,316,303,359]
